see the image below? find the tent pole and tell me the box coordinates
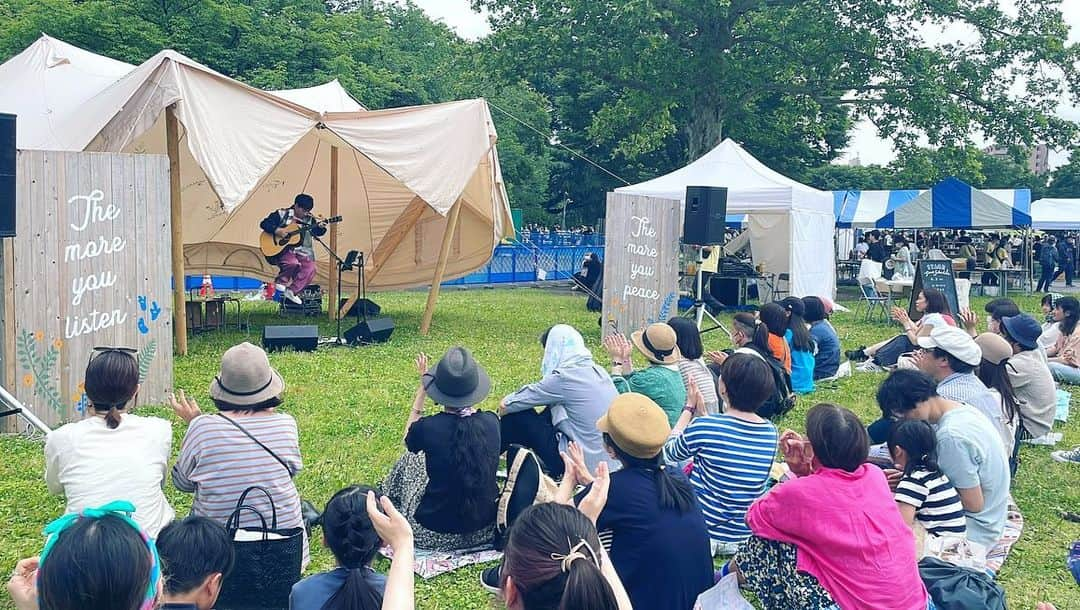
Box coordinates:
[420,201,462,336]
[328,146,339,321]
[166,105,188,356]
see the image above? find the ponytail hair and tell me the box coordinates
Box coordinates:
[887,420,940,476]
[321,485,383,610]
[84,350,139,429]
[732,312,769,353]
[502,503,617,610]
[603,434,695,513]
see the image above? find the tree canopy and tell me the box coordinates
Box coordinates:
[0,0,1076,222]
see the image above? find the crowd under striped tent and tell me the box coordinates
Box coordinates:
[832,177,1032,229]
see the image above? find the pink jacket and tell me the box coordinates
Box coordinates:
[746,464,929,610]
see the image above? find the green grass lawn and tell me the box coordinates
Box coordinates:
[1,288,1078,609]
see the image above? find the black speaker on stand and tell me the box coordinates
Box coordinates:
[683,186,728,246]
[0,113,15,238]
[262,325,319,352]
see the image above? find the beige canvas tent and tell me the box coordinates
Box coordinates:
[1,36,513,339]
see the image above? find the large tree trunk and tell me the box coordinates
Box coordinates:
[686,101,725,160]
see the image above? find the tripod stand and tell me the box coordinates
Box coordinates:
[311,233,361,346]
[682,248,728,336]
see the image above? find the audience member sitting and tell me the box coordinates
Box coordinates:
[7,501,162,610]
[803,296,840,380]
[958,298,1020,338]
[500,324,618,476]
[758,302,793,373]
[665,354,779,556]
[888,420,967,539]
[44,347,174,537]
[382,347,500,551]
[498,503,632,610]
[1038,293,1062,350]
[170,341,308,565]
[853,288,954,371]
[1000,314,1058,441]
[973,333,1023,464]
[723,404,929,610]
[668,317,720,414]
[156,516,235,610]
[291,485,385,610]
[603,323,687,426]
[1046,296,1080,385]
[563,393,713,609]
[778,297,815,393]
[877,370,1010,550]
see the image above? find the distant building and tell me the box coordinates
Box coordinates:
[846,155,862,167]
[983,143,1050,176]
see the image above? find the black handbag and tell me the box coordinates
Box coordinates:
[216,486,304,610]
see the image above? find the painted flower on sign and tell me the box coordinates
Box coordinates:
[22,373,33,387]
[53,338,63,349]
[34,330,44,341]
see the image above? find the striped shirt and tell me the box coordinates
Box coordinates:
[172,412,307,565]
[663,414,778,544]
[677,358,720,414]
[894,468,967,537]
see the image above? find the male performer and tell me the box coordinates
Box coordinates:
[260,193,326,304]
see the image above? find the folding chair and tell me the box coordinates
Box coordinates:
[856,278,889,323]
[772,273,790,300]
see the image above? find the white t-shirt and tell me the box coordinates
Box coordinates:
[45,414,175,536]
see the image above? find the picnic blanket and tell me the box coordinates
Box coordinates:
[985,504,1024,575]
[379,544,501,579]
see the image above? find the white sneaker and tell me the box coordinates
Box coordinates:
[1050,445,1080,464]
[275,283,287,292]
[283,289,302,305]
[857,360,885,373]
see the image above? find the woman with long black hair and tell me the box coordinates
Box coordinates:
[1046,296,1080,385]
[381,347,500,550]
[778,297,815,393]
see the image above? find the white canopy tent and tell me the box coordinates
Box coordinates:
[1,35,512,337]
[1032,198,1080,230]
[614,139,836,299]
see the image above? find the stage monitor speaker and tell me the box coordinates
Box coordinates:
[710,277,744,307]
[338,298,381,318]
[0,113,15,238]
[344,317,394,345]
[683,185,727,246]
[262,325,319,352]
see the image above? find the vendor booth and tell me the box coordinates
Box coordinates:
[1032,198,1080,230]
[613,139,835,300]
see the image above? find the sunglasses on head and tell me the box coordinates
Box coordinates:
[88,346,138,367]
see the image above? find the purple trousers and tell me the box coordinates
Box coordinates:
[275,249,316,292]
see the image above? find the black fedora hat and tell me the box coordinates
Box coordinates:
[422,346,491,408]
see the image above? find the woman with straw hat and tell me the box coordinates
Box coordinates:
[170,341,308,566]
[602,322,687,426]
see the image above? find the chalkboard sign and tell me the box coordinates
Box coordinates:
[909,259,959,321]
[602,193,682,337]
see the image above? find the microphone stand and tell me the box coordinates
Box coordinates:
[310,232,354,347]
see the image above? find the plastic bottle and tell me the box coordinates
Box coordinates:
[200,274,214,298]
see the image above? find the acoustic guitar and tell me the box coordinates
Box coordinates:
[260,215,342,258]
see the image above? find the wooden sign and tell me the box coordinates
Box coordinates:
[602,193,681,337]
[909,259,959,321]
[8,150,173,427]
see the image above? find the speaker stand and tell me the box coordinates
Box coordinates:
[683,249,729,336]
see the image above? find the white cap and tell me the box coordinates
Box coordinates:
[917,325,982,366]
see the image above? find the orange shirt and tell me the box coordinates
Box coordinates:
[768,333,792,373]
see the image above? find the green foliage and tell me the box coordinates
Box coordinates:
[1047,150,1080,199]
[1,290,1079,609]
[474,0,1079,219]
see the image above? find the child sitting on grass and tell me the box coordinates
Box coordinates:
[888,420,967,539]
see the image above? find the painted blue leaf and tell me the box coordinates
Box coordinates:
[137,318,150,335]
[150,301,161,321]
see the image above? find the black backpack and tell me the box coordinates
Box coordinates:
[736,346,796,420]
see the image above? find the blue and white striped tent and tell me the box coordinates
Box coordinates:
[876,178,1031,228]
[832,178,1031,229]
